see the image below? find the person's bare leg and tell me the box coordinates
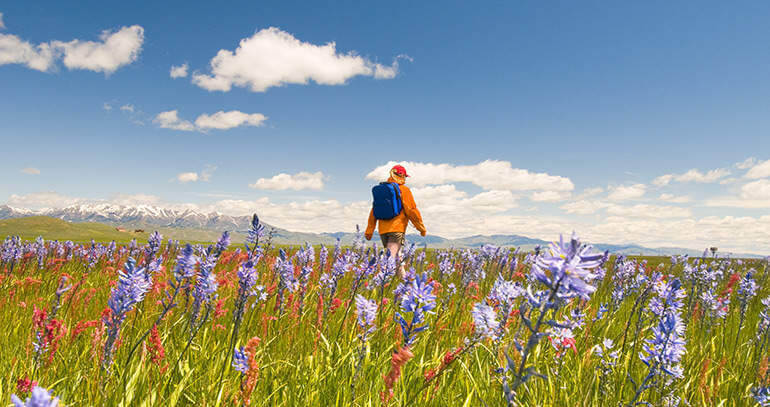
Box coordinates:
[386,241,404,279]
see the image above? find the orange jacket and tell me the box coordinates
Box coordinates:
[366,177,426,238]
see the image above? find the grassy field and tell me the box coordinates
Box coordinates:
[0,230,767,406]
[0,217,145,243]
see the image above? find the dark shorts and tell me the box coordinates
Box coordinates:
[380,232,405,247]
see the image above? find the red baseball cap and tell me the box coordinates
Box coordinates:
[391,165,409,177]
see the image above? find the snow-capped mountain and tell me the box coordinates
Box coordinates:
[0,204,253,231]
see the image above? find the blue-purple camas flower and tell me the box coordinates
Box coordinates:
[355,294,378,341]
[232,347,250,375]
[396,273,436,346]
[532,233,604,301]
[471,302,500,340]
[11,386,59,407]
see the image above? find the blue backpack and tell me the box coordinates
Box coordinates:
[372,182,403,220]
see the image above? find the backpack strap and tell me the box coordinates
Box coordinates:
[390,182,402,202]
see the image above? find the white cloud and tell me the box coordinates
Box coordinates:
[366,160,574,192]
[0,12,5,30]
[175,165,216,183]
[705,179,770,208]
[195,111,267,130]
[736,157,757,170]
[120,104,134,112]
[249,171,325,191]
[576,187,604,199]
[154,110,195,131]
[5,192,83,210]
[530,190,571,202]
[191,27,402,92]
[658,193,691,203]
[745,159,770,179]
[154,110,267,132]
[607,184,646,201]
[51,25,144,74]
[103,102,113,111]
[177,172,199,183]
[559,200,609,215]
[0,21,143,73]
[605,204,691,219]
[0,33,55,71]
[170,63,188,78]
[652,174,674,187]
[653,168,730,186]
[20,167,40,175]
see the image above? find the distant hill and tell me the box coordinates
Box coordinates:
[0,216,143,243]
[0,205,763,257]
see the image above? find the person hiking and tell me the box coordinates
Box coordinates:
[365,164,427,278]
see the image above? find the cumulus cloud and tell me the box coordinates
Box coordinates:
[607,184,646,201]
[249,171,325,191]
[0,12,5,30]
[0,33,55,71]
[705,179,770,208]
[195,111,267,130]
[0,20,143,73]
[658,193,691,203]
[745,159,770,179]
[20,167,40,175]
[653,168,730,186]
[51,25,144,74]
[736,157,757,170]
[530,190,571,202]
[103,102,113,111]
[169,63,188,78]
[605,204,691,219]
[191,27,403,92]
[177,172,199,183]
[175,165,216,183]
[366,160,574,192]
[120,104,134,112]
[154,110,266,132]
[559,200,609,215]
[154,110,195,131]
[5,192,83,210]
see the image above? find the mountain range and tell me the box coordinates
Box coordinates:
[0,204,758,257]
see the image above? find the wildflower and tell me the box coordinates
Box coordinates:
[753,386,770,407]
[15,377,37,395]
[471,302,499,340]
[532,233,604,301]
[380,346,414,404]
[232,347,250,374]
[11,386,59,407]
[355,294,378,341]
[102,258,152,371]
[246,214,265,249]
[396,273,436,346]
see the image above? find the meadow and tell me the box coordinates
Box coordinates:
[1,215,767,406]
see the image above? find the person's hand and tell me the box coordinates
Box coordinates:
[420,230,427,237]
[365,232,373,240]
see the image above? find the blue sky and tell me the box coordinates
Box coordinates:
[2,1,770,252]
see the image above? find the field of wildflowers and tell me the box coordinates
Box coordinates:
[1,214,768,406]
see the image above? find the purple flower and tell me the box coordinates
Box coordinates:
[396,273,436,346]
[640,311,687,379]
[11,386,59,407]
[232,347,249,374]
[471,303,499,340]
[355,294,378,341]
[215,231,231,254]
[532,233,603,300]
[246,214,265,246]
[753,386,770,407]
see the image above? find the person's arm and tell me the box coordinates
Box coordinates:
[399,186,427,236]
[365,208,376,240]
